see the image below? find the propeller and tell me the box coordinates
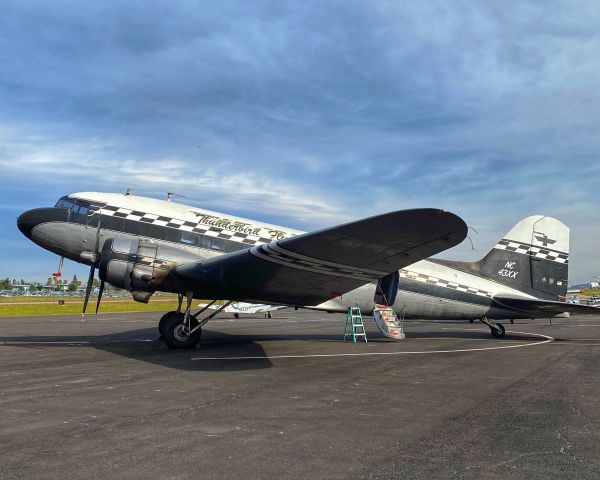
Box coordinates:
[95,279,105,314]
[82,221,102,316]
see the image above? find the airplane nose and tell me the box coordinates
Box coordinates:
[17,209,36,239]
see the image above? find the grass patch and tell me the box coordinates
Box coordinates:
[577,288,600,299]
[0,296,180,316]
[0,294,178,304]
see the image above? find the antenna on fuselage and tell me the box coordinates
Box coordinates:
[167,192,185,202]
[125,188,135,196]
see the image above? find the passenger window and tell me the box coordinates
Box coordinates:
[232,242,246,252]
[198,236,211,249]
[211,238,225,251]
[180,232,195,245]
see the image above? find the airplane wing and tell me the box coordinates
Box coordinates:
[174,208,467,306]
[493,296,600,317]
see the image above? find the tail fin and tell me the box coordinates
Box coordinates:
[479,216,569,300]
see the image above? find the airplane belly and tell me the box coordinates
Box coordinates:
[314,279,495,320]
[396,289,490,320]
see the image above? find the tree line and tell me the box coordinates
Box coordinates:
[0,275,85,291]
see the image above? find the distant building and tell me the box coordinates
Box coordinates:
[11,284,32,292]
[41,284,69,292]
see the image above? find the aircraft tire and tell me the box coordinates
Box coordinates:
[158,311,177,337]
[161,312,201,349]
[490,323,506,338]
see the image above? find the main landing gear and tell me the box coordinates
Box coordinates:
[479,317,506,338]
[158,293,232,349]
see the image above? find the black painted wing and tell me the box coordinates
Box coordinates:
[174,208,468,306]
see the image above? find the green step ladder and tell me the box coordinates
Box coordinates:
[344,307,367,343]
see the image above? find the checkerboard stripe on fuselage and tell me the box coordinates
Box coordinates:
[89,204,275,246]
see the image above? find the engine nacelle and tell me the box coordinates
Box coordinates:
[98,238,199,295]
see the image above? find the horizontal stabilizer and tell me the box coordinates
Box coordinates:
[493,296,600,317]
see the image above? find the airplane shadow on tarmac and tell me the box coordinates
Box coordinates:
[0,326,538,372]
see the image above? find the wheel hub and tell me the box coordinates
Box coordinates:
[173,323,190,341]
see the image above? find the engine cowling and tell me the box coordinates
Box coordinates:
[98,238,200,297]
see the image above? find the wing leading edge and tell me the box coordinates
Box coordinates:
[174,208,468,305]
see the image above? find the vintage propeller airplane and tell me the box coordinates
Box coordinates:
[17,192,599,348]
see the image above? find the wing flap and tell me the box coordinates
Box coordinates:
[174,208,467,305]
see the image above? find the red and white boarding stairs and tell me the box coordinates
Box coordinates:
[373,305,405,339]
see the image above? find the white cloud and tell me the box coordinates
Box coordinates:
[0,123,351,227]
[2,2,600,282]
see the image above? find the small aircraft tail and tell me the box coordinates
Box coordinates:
[478,216,569,300]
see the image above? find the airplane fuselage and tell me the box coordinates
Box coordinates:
[17,192,539,321]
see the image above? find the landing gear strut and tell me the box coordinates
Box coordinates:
[479,317,506,338]
[159,294,232,349]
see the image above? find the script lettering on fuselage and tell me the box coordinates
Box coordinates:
[192,213,288,240]
[498,261,519,279]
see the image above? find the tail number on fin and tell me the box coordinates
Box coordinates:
[498,261,519,279]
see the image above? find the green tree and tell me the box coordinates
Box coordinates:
[68,275,82,292]
[0,278,12,290]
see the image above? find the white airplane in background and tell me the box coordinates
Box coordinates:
[17,191,599,348]
[197,301,286,318]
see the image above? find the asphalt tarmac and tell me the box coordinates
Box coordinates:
[1,310,599,479]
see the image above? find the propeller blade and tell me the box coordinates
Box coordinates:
[82,219,103,317]
[95,280,105,314]
[82,265,95,317]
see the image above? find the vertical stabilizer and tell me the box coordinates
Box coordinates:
[478,216,569,300]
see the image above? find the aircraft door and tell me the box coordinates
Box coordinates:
[374,271,399,306]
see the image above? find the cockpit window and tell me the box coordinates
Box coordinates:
[73,200,90,215]
[55,196,75,209]
[54,197,90,215]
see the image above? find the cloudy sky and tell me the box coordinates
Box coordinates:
[1,1,599,283]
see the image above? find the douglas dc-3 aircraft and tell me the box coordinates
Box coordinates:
[17,192,599,348]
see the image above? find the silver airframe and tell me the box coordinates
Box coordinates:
[17,192,598,348]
